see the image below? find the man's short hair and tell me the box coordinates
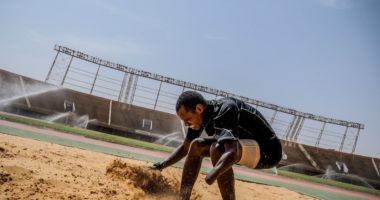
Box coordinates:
[176,91,206,112]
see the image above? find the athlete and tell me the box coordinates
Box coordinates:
[149,91,282,200]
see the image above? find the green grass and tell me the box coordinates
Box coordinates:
[1,112,379,196]
[0,112,174,153]
[261,168,380,196]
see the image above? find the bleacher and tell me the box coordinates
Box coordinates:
[280,141,310,166]
[302,144,380,189]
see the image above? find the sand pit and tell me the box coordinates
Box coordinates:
[0,133,316,200]
[106,159,184,199]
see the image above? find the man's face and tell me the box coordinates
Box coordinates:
[177,104,205,130]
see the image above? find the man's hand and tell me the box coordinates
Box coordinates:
[148,162,164,171]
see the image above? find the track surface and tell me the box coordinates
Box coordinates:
[0,119,379,200]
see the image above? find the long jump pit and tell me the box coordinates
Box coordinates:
[0,132,317,199]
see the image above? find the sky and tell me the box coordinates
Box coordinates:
[0,0,379,157]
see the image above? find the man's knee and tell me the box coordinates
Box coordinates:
[189,138,210,156]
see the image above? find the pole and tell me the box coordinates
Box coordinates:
[339,126,349,152]
[154,81,163,110]
[351,128,360,153]
[270,109,278,125]
[60,55,74,86]
[90,65,101,94]
[45,50,60,82]
[315,122,326,147]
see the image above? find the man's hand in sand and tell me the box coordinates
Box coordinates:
[148,162,164,171]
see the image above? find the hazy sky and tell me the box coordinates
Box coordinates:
[0,0,379,157]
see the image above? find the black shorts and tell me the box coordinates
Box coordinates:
[255,137,282,169]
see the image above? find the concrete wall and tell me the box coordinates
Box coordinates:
[0,68,183,139]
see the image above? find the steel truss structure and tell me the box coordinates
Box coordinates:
[46,45,364,153]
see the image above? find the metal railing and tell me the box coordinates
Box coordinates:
[45,44,365,153]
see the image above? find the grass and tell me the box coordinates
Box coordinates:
[0,112,379,196]
[262,169,380,196]
[0,112,174,153]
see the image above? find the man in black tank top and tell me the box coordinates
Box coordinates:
[149,91,282,200]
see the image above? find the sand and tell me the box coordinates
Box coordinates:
[0,133,316,200]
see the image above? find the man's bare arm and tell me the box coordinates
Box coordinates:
[155,139,191,170]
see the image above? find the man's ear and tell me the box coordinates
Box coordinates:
[195,104,205,114]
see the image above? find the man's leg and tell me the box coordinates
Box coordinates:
[209,142,237,200]
[180,138,211,200]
